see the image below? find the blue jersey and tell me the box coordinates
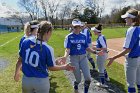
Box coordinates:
[64,32,88,55]
[19,35,36,49]
[81,28,92,44]
[19,35,26,49]
[123,26,140,58]
[19,37,55,78]
[96,35,107,48]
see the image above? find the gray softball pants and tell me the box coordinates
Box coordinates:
[70,54,91,84]
[124,56,140,89]
[87,44,92,59]
[96,53,108,74]
[22,75,50,93]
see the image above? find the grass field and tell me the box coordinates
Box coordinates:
[0,27,128,93]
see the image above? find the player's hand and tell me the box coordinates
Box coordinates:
[14,73,20,82]
[56,57,66,65]
[107,57,115,67]
[64,63,75,71]
[97,51,104,56]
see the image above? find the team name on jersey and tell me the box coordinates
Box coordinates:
[70,40,85,44]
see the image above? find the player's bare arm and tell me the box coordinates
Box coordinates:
[107,48,131,67]
[14,57,22,82]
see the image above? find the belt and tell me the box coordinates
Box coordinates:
[96,50,109,53]
[130,56,139,58]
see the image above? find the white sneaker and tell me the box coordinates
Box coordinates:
[74,89,79,93]
[105,77,110,82]
[96,82,108,88]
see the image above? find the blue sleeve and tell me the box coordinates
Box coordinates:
[19,37,25,49]
[87,30,92,43]
[64,36,71,48]
[85,36,89,49]
[123,28,139,49]
[19,41,25,57]
[46,47,55,67]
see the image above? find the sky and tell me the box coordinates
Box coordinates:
[0,0,140,17]
[1,0,18,9]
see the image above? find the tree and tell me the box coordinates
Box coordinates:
[71,6,80,19]
[18,0,40,20]
[11,12,24,26]
[39,0,48,20]
[84,0,105,22]
[102,6,131,24]
[80,8,99,24]
[46,0,62,25]
[59,2,72,29]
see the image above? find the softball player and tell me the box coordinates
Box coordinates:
[81,22,96,70]
[107,9,140,93]
[63,19,103,93]
[14,21,75,93]
[14,20,39,81]
[91,24,109,88]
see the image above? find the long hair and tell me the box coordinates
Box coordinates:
[35,21,53,51]
[127,9,140,26]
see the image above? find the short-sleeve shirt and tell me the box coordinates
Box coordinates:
[123,26,140,58]
[64,32,88,55]
[19,37,55,78]
[96,35,107,49]
[19,35,36,49]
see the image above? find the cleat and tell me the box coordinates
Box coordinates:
[105,77,110,82]
[96,82,108,88]
[74,89,79,93]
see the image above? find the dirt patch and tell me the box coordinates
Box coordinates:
[107,38,125,65]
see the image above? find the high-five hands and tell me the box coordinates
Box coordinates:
[64,62,75,71]
[56,57,67,65]
[96,51,104,56]
[107,57,115,67]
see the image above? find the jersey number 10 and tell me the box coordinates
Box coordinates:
[25,48,39,67]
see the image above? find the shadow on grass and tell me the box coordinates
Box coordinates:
[90,69,126,93]
[49,76,59,93]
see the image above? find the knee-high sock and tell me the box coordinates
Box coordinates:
[84,81,91,93]
[104,69,109,79]
[128,87,136,93]
[74,81,79,90]
[88,58,95,68]
[137,85,140,93]
[99,73,105,84]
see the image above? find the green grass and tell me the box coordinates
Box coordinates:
[0,28,128,93]
[106,62,126,92]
